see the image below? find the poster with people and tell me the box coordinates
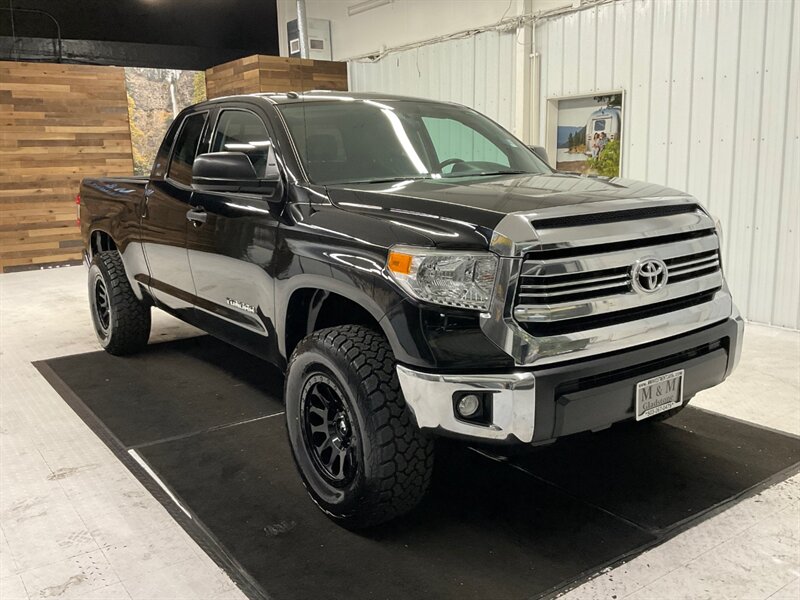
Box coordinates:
[555,93,623,177]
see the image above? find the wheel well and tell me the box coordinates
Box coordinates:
[90,230,117,258]
[285,289,381,357]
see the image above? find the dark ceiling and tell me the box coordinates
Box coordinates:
[1,0,279,55]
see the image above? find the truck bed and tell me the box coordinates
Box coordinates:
[80,175,150,257]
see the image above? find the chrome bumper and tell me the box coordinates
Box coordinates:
[397,313,744,444]
[395,366,536,443]
[730,307,745,375]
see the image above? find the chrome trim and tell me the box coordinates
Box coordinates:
[521,272,629,289]
[518,234,718,276]
[670,254,719,269]
[490,197,704,257]
[669,260,720,277]
[533,210,711,252]
[729,304,745,375]
[483,284,733,366]
[396,366,536,443]
[519,279,627,298]
[481,197,734,366]
[514,272,723,321]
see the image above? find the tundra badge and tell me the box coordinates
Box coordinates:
[226,298,256,314]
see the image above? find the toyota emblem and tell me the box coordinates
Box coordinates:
[633,258,668,293]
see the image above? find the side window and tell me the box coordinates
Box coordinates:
[422,116,510,168]
[168,113,207,186]
[211,110,277,177]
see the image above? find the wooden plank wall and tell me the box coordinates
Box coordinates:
[206,55,348,99]
[204,55,262,98]
[0,61,134,272]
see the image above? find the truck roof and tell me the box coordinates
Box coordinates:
[197,90,457,107]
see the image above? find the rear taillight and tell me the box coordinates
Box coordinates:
[75,193,81,226]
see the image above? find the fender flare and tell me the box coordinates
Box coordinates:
[87,227,147,302]
[277,272,405,360]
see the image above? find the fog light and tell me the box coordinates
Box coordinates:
[456,394,481,418]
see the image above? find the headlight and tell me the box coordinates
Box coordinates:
[386,245,498,311]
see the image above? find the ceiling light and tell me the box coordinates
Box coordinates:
[347,0,393,17]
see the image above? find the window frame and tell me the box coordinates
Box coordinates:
[208,107,277,177]
[166,110,210,189]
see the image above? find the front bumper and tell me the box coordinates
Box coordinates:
[397,314,744,445]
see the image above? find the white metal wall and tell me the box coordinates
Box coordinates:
[348,0,799,329]
[348,30,519,134]
[537,0,799,329]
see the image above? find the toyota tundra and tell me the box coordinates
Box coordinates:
[79,92,743,528]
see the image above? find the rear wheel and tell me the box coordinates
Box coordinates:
[88,251,151,355]
[285,325,434,528]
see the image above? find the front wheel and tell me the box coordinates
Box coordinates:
[88,251,151,355]
[285,325,434,529]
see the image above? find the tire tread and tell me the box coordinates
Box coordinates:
[290,324,434,527]
[92,251,150,355]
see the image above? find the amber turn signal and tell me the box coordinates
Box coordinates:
[387,251,413,275]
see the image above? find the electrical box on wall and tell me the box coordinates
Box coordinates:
[287,18,332,60]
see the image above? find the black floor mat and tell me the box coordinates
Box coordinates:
[36,335,800,600]
[135,419,652,600]
[510,409,800,533]
[44,336,284,447]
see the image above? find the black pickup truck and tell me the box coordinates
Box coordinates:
[80,91,743,528]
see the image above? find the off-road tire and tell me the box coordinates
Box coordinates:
[88,251,151,355]
[285,325,434,529]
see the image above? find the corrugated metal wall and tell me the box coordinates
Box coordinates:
[348,30,520,134]
[348,0,799,329]
[537,0,799,329]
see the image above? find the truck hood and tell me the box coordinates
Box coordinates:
[326,173,691,232]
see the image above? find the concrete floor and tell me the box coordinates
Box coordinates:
[1,266,798,600]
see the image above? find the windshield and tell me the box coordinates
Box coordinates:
[278,99,551,185]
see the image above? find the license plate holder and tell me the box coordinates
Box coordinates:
[635,369,684,421]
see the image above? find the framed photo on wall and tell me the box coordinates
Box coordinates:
[124,68,207,176]
[545,91,624,177]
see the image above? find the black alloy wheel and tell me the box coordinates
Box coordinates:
[301,374,358,486]
[93,276,111,333]
[285,325,435,528]
[87,251,151,355]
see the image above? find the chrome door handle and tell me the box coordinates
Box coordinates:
[186,207,207,226]
[141,187,154,219]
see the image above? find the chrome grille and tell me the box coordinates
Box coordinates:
[514,227,724,332]
[481,198,734,366]
[517,244,721,308]
[665,250,720,282]
[517,265,631,305]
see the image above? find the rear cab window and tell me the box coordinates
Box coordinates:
[168,112,208,186]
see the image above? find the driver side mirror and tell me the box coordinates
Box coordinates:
[528,145,549,166]
[192,152,282,199]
